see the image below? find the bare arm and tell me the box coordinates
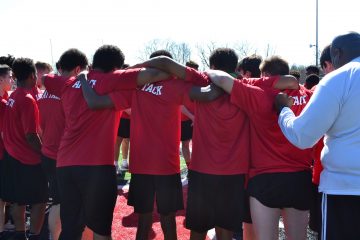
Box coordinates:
[274,75,299,90]
[78,74,114,110]
[134,57,186,79]
[189,83,225,102]
[26,133,42,153]
[136,67,171,86]
[181,106,194,122]
[205,70,235,94]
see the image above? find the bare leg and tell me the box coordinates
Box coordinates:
[181,140,191,166]
[243,223,256,240]
[215,226,233,240]
[282,208,308,240]
[136,213,152,240]
[29,203,46,234]
[0,200,5,232]
[160,212,177,240]
[48,204,61,240]
[11,204,25,231]
[93,232,112,240]
[250,197,280,240]
[121,138,130,160]
[114,137,123,171]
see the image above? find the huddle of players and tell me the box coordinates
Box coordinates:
[0,44,329,240]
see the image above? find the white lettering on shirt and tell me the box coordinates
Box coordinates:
[291,95,307,106]
[141,83,162,96]
[72,79,97,89]
[6,98,14,107]
[41,90,60,100]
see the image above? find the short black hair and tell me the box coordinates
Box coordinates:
[0,55,15,68]
[237,55,262,77]
[305,65,320,75]
[121,64,130,69]
[209,48,238,73]
[289,70,301,80]
[320,45,331,70]
[0,64,11,77]
[92,45,124,72]
[260,56,289,75]
[35,61,52,72]
[305,74,320,89]
[12,58,36,83]
[185,60,199,70]
[149,50,173,59]
[58,48,88,72]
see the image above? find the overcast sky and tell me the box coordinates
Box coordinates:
[1,0,359,67]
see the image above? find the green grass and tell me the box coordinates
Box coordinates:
[116,149,188,181]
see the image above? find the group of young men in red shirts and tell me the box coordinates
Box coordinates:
[0,43,330,240]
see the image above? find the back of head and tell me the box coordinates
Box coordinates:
[0,55,15,68]
[35,61,52,73]
[149,50,173,59]
[331,31,360,69]
[58,48,88,72]
[289,70,301,81]
[93,45,124,72]
[320,44,331,69]
[121,64,130,69]
[305,65,320,76]
[237,54,262,77]
[185,60,199,70]
[260,56,289,76]
[305,74,320,89]
[0,64,11,77]
[209,48,238,74]
[12,58,36,83]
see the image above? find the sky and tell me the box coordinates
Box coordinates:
[0,0,359,67]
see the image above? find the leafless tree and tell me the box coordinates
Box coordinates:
[137,39,191,64]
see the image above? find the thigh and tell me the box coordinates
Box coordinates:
[128,174,156,214]
[57,167,85,239]
[322,194,360,240]
[282,208,309,240]
[76,166,117,236]
[155,173,184,214]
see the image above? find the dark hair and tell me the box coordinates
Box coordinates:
[35,61,52,72]
[305,65,320,75]
[92,45,124,72]
[260,56,289,75]
[121,64,130,69]
[305,74,320,89]
[320,45,331,70]
[237,54,262,77]
[185,60,199,70]
[289,70,301,80]
[58,48,88,72]
[149,50,173,59]
[12,58,36,83]
[0,55,15,68]
[0,64,11,77]
[209,48,238,73]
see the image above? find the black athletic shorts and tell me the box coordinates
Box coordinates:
[242,189,252,224]
[309,183,322,234]
[57,165,117,238]
[322,194,360,240]
[186,170,245,232]
[3,154,48,205]
[117,118,130,138]
[128,173,184,214]
[181,120,193,141]
[41,155,60,205]
[248,171,312,210]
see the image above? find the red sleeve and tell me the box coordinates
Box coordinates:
[108,90,133,111]
[21,95,40,134]
[184,67,210,87]
[43,74,70,97]
[230,79,267,114]
[0,99,7,131]
[96,69,140,94]
[241,76,280,88]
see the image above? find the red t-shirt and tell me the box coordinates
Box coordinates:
[38,89,64,160]
[121,111,130,119]
[3,88,41,165]
[181,97,195,121]
[0,92,9,160]
[125,79,194,175]
[43,69,140,167]
[230,80,313,178]
[312,138,324,185]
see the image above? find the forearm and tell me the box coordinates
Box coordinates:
[136,68,170,86]
[137,57,186,79]
[26,133,42,153]
[181,106,194,121]
[189,84,225,102]
[206,70,234,94]
[79,78,114,109]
